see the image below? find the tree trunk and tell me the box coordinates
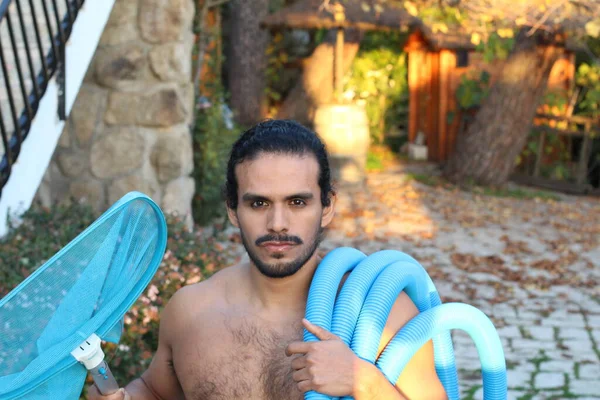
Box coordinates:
[227,0,270,127]
[277,29,362,126]
[444,30,565,186]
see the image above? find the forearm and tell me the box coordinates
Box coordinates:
[354,360,406,400]
[124,377,160,400]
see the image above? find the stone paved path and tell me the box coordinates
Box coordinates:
[219,162,600,400]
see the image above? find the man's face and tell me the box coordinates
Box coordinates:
[227,152,335,278]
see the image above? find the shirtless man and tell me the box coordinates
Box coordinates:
[89,119,448,400]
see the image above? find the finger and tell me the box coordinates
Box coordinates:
[286,341,311,356]
[88,385,126,400]
[297,380,313,393]
[291,355,308,370]
[87,385,99,399]
[302,318,336,341]
[292,368,311,382]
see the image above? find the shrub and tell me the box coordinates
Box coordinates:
[192,92,241,226]
[344,31,409,145]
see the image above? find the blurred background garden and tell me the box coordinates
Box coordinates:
[0,0,599,398]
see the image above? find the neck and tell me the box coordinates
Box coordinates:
[246,254,321,314]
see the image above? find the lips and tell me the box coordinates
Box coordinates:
[261,242,295,252]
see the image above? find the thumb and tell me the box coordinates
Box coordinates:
[302,318,338,340]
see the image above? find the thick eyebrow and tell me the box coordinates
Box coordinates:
[242,192,314,202]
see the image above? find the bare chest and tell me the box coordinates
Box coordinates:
[173,317,304,400]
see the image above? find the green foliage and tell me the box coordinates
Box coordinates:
[264,32,288,106]
[404,172,561,201]
[0,202,97,295]
[418,5,467,30]
[542,90,569,111]
[366,151,384,171]
[192,90,241,226]
[453,31,514,111]
[344,32,409,144]
[576,63,600,117]
[455,70,491,110]
[475,32,516,63]
[0,203,230,398]
[404,172,442,187]
[191,4,242,226]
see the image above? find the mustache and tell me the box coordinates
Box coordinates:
[255,234,303,246]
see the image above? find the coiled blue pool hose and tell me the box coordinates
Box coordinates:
[303,247,506,400]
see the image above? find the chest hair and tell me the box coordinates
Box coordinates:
[191,316,304,400]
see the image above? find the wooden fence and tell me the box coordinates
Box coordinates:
[511,113,599,195]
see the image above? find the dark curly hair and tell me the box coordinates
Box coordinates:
[224,119,334,209]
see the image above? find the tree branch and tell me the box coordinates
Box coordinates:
[527,0,570,35]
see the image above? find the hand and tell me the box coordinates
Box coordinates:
[87,386,130,400]
[285,318,363,396]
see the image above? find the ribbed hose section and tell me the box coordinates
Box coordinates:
[376,303,507,400]
[330,251,419,346]
[304,247,366,400]
[428,292,460,400]
[350,263,429,364]
[365,251,460,399]
[338,263,430,400]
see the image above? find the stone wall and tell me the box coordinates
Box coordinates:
[37,0,196,226]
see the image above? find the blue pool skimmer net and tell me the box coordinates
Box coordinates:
[0,192,167,399]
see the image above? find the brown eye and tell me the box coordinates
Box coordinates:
[251,200,267,208]
[291,199,306,206]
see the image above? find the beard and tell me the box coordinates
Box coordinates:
[239,222,325,279]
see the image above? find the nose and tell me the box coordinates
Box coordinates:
[266,203,289,233]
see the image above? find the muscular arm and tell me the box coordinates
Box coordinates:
[123,289,190,400]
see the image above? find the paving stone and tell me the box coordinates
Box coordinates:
[563,339,594,353]
[579,363,600,380]
[453,330,475,344]
[507,369,531,388]
[565,313,588,326]
[468,272,503,283]
[492,304,517,319]
[512,338,558,351]
[592,328,600,343]
[455,354,482,365]
[476,285,497,300]
[498,325,522,339]
[539,360,574,373]
[570,379,600,396]
[548,309,572,319]
[559,327,591,340]
[587,315,600,328]
[518,310,540,320]
[542,317,587,328]
[534,372,565,389]
[507,390,527,400]
[527,326,556,341]
[505,348,542,363]
[512,363,537,373]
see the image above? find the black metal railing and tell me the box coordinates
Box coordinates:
[0,0,85,198]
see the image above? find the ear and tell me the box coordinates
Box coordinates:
[226,204,240,228]
[320,192,336,228]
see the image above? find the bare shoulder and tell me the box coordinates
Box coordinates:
[159,264,246,340]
